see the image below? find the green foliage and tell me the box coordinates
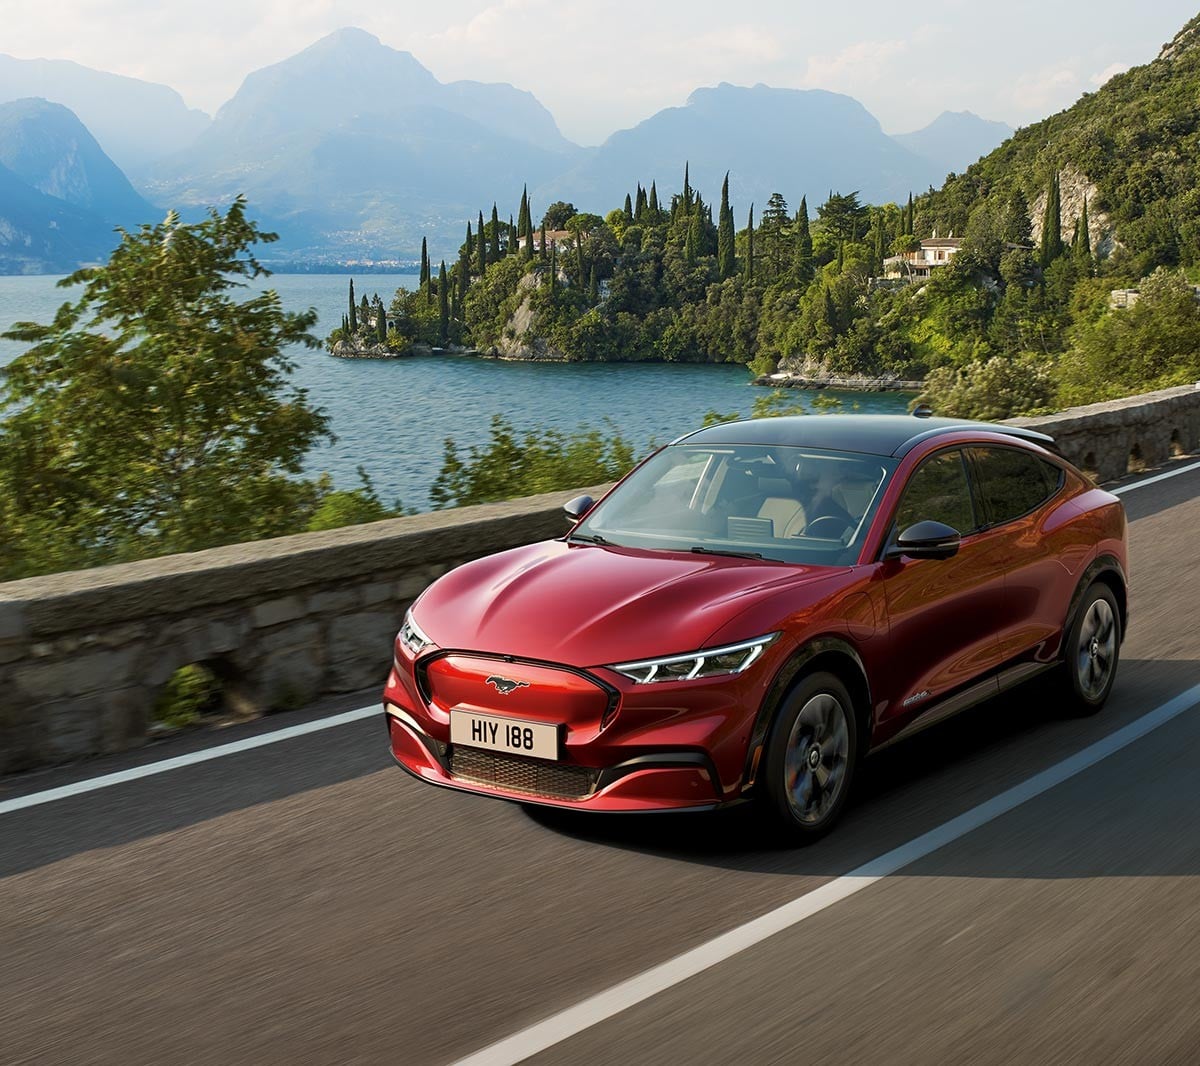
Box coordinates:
[154,664,222,729]
[915,354,1057,420]
[306,467,411,531]
[1058,268,1200,403]
[429,415,636,509]
[0,198,333,578]
[542,201,576,230]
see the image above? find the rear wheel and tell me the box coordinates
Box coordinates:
[762,671,859,841]
[1058,582,1121,715]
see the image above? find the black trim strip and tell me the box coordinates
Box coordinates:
[594,751,723,792]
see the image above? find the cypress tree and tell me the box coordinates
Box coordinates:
[624,193,633,222]
[509,215,516,255]
[794,196,813,283]
[718,172,735,279]
[873,211,885,275]
[477,211,487,273]
[744,204,755,282]
[822,285,838,335]
[437,261,448,343]
[419,238,429,288]
[518,185,530,238]
[687,203,704,267]
[1040,171,1063,269]
[490,203,501,262]
[1077,197,1091,257]
[649,181,660,217]
[375,295,387,344]
[458,249,469,304]
[683,162,692,210]
[635,184,647,222]
[465,221,474,270]
[539,222,547,260]
[348,278,358,332]
[905,192,914,235]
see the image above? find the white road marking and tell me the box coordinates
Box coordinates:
[1110,459,1200,495]
[451,680,1200,1066]
[0,705,380,815]
[2,458,1196,819]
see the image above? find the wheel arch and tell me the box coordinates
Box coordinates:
[1066,555,1128,647]
[741,635,872,792]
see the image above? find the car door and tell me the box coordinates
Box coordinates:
[876,447,1009,733]
[966,445,1073,664]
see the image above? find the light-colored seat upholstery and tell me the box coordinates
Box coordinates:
[757,497,806,537]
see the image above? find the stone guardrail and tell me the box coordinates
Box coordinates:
[2,383,1198,775]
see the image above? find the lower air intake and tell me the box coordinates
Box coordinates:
[449,747,597,800]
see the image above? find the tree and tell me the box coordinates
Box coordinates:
[477,211,487,273]
[542,201,577,230]
[373,293,387,344]
[490,203,501,261]
[419,238,430,288]
[438,260,449,342]
[794,196,814,283]
[517,185,531,238]
[0,199,332,575]
[744,204,755,282]
[348,277,358,332]
[1040,171,1063,269]
[624,192,634,223]
[761,192,789,278]
[649,182,660,216]
[818,191,869,244]
[718,172,735,280]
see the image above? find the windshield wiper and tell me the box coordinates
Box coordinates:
[568,532,614,546]
[690,545,764,560]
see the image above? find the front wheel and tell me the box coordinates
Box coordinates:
[1058,582,1121,715]
[762,671,859,841]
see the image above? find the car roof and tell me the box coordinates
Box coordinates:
[674,413,1057,458]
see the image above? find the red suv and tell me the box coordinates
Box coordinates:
[383,414,1127,838]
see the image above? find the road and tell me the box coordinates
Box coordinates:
[2,461,1199,1065]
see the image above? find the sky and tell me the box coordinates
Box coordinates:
[1,0,1197,144]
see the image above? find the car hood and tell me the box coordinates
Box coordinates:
[411,539,848,667]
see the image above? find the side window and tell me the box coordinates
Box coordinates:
[970,448,1063,526]
[894,450,976,534]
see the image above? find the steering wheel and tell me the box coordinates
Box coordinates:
[803,515,853,540]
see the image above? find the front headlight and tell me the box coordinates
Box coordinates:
[608,633,779,684]
[398,608,435,658]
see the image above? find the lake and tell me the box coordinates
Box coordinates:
[0,272,911,508]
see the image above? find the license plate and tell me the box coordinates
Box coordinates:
[449,710,558,760]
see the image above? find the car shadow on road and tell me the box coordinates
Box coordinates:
[524,656,1200,880]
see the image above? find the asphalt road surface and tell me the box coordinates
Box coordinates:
[3,461,1200,1065]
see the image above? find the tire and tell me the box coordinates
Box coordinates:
[1057,582,1121,716]
[762,671,859,841]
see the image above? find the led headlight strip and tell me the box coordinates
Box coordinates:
[608,633,779,684]
[399,608,435,657]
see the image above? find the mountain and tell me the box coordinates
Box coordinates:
[0,54,209,173]
[144,28,580,260]
[539,83,939,219]
[922,13,1200,271]
[0,98,157,226]
[0,160,116,273]
[893,111,1012,182]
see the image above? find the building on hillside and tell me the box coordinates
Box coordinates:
[882,234,964,281]
[1109,285,1200,309]
[515,229,573,253]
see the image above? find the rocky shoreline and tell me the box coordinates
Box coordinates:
[754,371,923,392]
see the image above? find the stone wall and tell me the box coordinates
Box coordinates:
[2,382,1199,775]
[1007,383,1200,482]
[0,484,610,773]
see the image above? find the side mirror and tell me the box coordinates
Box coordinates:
[886,520,961,561]
[563,494,595,524]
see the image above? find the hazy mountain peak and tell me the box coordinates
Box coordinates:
[893,110,1012,180]
[0,96,155,224]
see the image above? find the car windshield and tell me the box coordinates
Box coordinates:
[572,443,896,565]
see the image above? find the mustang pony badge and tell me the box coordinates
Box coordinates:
[486,675,529,695]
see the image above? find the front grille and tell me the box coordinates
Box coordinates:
[448,747,597,800]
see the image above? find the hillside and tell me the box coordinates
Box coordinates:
[0,160,115,273]
[0,98,156,225]
[0,53,209,172]
[918,14,1200,274]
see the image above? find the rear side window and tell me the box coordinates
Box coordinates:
[894,449,976,534]
[970,447,1063,526]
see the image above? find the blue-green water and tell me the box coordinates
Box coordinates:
[0,273,910,508]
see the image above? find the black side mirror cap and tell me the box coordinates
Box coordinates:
[563,494,595,523]
[886,520,961,561]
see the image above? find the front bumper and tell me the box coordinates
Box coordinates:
[386,704,723,812]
